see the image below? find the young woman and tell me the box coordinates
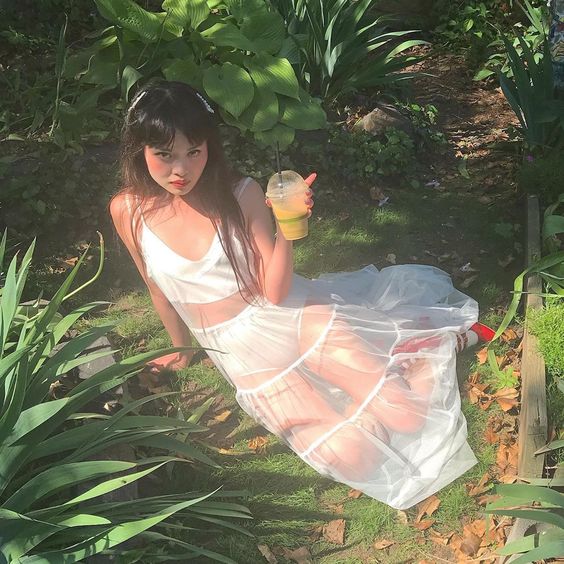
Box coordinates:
[110,80,492,510]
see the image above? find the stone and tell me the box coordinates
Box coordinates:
[353,105,415,138]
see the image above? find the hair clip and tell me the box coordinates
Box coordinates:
[127,90,148,115]
[195,92,215,114]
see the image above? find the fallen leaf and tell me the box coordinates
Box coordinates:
[460,530,481,556]
[459,274,479,288]
[476,347,488,365]
[413,519,435,531]
[257,544,278,563]
[396,510,409,524]
[248,436,269,452]
[386,253,397,265]
[338,211,350,221]
[214,409,232,422]
[282,546,312,564]
[468,473,491,497]
[416,495,441,522]
[493,388,519,412]
[347,489,362,499]
[370,186,386,201]
[501,328,518,342]
[323,519,346,545]
[429,529,453,545]
[499,474,518,484]
[497,255,515,268]
[373,539,395,550]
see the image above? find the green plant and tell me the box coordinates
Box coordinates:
[529,300,564,377]
[477,0,548,81]
[271,0,425,100]
[298,124,416,190]
[485,483,564,563]
[61,0,327,150]
[518,153,564,203]
[0,233,251,562]
[498,34,564,151]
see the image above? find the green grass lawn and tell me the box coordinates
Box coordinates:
[78,179,519,563]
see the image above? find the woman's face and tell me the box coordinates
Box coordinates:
[144,130,209,197]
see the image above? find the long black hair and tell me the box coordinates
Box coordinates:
[116,80,263,301]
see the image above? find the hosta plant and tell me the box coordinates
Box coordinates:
[63,0,326,150]
[0,233,251,563]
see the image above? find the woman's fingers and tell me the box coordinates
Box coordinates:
[303,172,317,187]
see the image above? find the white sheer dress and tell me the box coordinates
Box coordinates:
[137,177,478,510]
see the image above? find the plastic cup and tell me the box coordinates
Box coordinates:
[266,170,309,241]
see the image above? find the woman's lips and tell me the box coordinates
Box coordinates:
[170,180,187,187]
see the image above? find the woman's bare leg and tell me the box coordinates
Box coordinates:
[298,305,438,434]
[234,369,388,480]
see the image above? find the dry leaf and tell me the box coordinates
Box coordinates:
[429,529,453,545]
[499,474,518,484]
[416,495,441,523]
[413,519,435,531]
[497,255,515,268]
[338,211,350,221]
[257,544,278,564]
[248,436,269,452]
[282,546,312,564]
[347,489,362,499]
[214,409,232,422]
[501,328,518,342]
[484,426,499,444]
[386,253,397,265]
[460,530,481,556]
[373,539,395,550]
[323,519,346,545]
[476,347,488,365]
[459,274,479,288]
[493,388,519,412]
[468,473,490,497]
[396,510,409,524]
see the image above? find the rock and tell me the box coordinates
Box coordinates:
[353,105,415,138]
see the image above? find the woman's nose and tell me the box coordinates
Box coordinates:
[172,157,188,176]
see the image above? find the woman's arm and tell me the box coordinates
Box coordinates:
[238,178,313,304]
[109,194,194,370]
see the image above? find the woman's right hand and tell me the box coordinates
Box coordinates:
[147,351,193,373]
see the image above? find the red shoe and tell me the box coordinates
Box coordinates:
[469,322,495,342]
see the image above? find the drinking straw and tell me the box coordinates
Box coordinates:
[275,141,283,186]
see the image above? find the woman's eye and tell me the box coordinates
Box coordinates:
[188,149,201,157]
[156,152,171,159]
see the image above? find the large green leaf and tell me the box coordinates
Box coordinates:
[200,21,256,51]
[94,0,167,43]
[279,90,326,130]
[16,491,218,563]
[239,9,286,55]
[254,122,295,150]
[3,461,136,512]
[244,53,300,100]
[238,86,280,131]
[203,63,254,117]
[163,58,203,91]
[162,0,210,31]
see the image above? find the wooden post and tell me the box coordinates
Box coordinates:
[517,196,548,479]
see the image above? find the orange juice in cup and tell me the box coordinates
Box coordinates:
[266,170,309,240]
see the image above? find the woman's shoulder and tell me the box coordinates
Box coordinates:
[233,176,263,201]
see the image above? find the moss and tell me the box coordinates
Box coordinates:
[529,301,564,378]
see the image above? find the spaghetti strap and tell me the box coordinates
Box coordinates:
[233,177,252,200]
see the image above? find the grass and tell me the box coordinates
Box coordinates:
[75,177,520,562]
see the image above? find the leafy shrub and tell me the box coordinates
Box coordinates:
[271,0,425,100]
[298,124,416,189]
[518,152,564,204]
[0,235,251,562]
[0,144,116,240]
[529,300,564,378]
